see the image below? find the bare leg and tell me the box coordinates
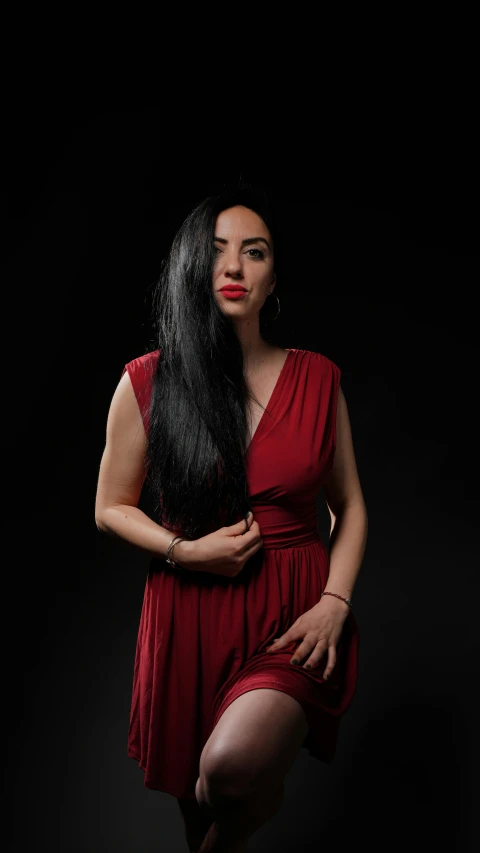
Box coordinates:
[196,779,284,853]
[177,795,214,853]
[195,688,309,852]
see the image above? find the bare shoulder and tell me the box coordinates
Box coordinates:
[95,371,149,520]
[323,385,366,515]
[107,370,147,445]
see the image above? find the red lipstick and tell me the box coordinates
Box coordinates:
[219,285,247,300]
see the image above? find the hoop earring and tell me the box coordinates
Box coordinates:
[270,293,280,322]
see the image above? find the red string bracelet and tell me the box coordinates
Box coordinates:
[321,591,352,608]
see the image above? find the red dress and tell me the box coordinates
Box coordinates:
[121,348,359,799]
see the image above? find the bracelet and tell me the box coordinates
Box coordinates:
[166,535,185,570]
[321,591,352,608]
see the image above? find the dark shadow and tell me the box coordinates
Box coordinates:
[302,701,466,852]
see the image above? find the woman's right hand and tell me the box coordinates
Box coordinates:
[174,511,263,577]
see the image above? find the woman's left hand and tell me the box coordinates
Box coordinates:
[266,596,350,679]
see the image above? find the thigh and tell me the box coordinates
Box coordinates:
[200,688,309,791]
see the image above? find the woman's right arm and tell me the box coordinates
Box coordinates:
[95,370,181,560]
[95,370,263,574]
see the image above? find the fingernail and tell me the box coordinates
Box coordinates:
[305,664,311,669]
[291,658,299,665]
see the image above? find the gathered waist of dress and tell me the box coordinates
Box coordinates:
[251,503,324,550]
[161,504,325,551]
[260,526,324,550]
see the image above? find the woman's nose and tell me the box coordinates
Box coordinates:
[224,253,243,278]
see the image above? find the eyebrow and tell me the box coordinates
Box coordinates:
[214,236,271,251]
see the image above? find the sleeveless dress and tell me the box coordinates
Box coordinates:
[120,348,360,799]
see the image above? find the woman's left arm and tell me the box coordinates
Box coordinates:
[321,384,368,604]
[266,385,368,673]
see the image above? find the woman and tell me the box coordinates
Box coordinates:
[95,186,368,853]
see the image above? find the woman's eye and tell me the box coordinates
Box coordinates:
[247,248,264,259]
[213,246,222,254]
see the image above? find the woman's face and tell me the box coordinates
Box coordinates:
[212,205,276,318]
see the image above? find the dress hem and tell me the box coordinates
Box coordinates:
[127,677,340,799]
[127,750,193,798]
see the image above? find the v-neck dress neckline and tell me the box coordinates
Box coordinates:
[246,348,295,452]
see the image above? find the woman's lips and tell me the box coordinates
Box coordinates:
[219,288,247,299]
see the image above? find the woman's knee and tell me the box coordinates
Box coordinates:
[200,746,256,802]
[199,688,308,801]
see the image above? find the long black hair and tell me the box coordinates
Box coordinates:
[144,185,279,539]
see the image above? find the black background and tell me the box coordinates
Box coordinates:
[3,107,479,851]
